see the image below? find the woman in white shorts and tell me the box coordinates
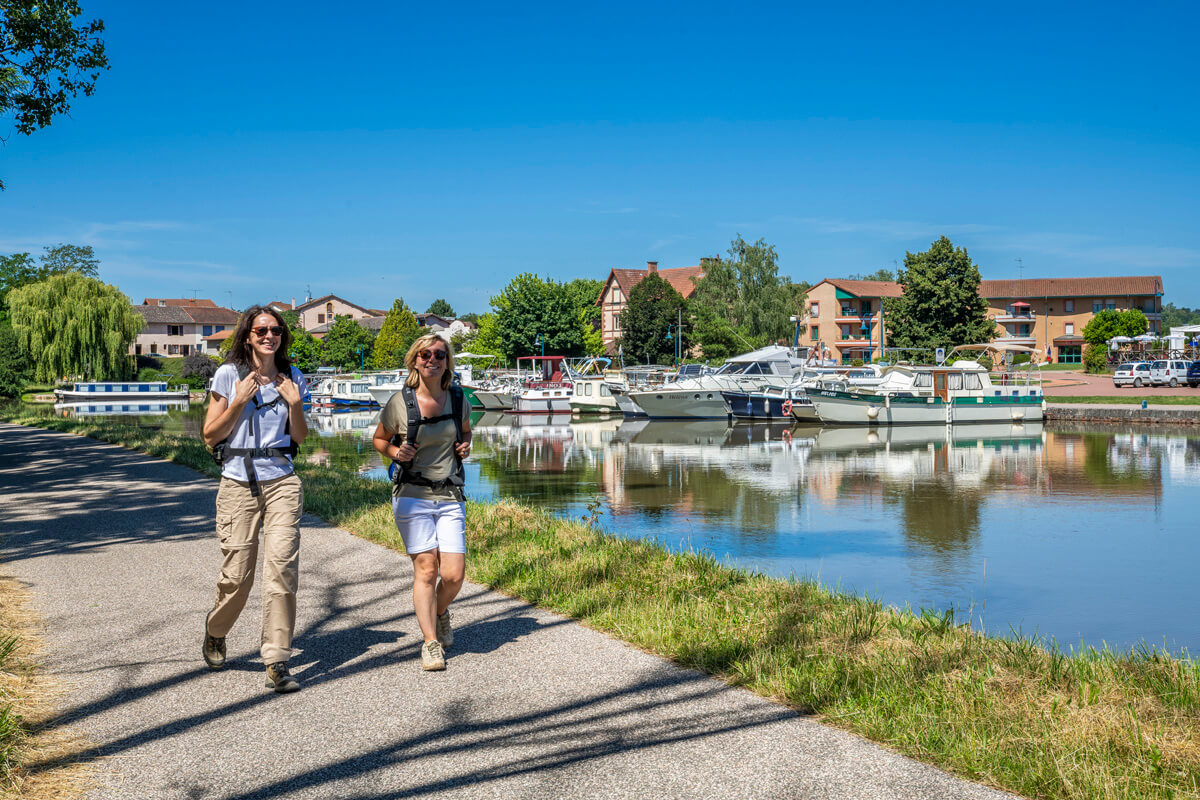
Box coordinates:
[372,334,471,671]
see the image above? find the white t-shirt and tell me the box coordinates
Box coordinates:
[210,363,309,483]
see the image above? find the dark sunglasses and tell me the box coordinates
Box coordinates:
[251,326,285,337]
[417,349,448,362]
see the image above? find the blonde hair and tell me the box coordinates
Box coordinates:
[404,334,455,390]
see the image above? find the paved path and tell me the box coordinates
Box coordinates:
[0,424,1016,800]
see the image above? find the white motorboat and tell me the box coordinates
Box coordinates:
[628,346,808,419]
[511,356,575,414]
[568,358,618,415]
[808,344,1045,426]
[367,365,475,407]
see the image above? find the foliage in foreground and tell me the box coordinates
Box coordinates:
[0,407,1197,799]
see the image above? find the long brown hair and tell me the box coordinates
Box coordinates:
[226,305,293,374]
[404,334,454,390]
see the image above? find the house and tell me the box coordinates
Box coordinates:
[595,260,706,353]
[293,295,376,331]
[131,299,240,357]
[800,275,1164,364]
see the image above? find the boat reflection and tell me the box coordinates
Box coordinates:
[55,400,190,417]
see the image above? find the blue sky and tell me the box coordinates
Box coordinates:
[3,1,1198,313]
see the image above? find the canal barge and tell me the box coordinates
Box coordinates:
[54,381,189,401]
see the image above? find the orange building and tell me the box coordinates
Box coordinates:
[801,275,1163,364]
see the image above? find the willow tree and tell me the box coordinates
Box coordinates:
[373,298,421,369]
[7,271,142,381]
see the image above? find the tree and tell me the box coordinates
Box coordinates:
[373,298,421,369]
[848,268,895,281]
[7,271,142,381]
[321,315,374,371]
[690,236,793,341]
[619,272,688,364]
[882,237,994,352]
[181,350,218,389]
[457,311,481,325]
[1081,308,1149,345]
[40,243,98,276]
[563,277,605,356]
[687,300,749,362]
[1161,303,1200,330]
[1,0,109,190]
[491,273,581,360]
[426,298,455,318]
[470,313,503,360]
[288,328,323,373]
[0,317,29,395]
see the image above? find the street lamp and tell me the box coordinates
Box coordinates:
[665,324,681,366]
[534,334,545,357]
[356,347,364,370]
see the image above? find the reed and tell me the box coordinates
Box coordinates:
[1,407,1197,799]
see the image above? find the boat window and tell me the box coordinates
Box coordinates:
[964,374,983,390]
[914,374,932,388]
[694,394,701,400]
[600,385,610,396]
[707,393,714,399]
[949,373,964,390]
[352,383,368,393]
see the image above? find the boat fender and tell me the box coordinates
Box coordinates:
[867,406,880,420]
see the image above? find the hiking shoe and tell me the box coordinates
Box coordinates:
[421,640,446,671]
[202,632,226,670]
[436,610,453,649]
[265,662,301,693]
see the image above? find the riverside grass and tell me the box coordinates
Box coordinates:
[1,410,1198,799]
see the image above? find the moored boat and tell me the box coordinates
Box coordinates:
[511,356,575,414]
[629,346,807,419]
[53,381,189,401]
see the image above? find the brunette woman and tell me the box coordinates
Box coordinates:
[201,305,309,693]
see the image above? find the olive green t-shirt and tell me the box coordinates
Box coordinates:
[381,389,470,501]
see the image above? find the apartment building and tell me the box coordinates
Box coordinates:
[801,275,1163,364]
[595,260,705,353]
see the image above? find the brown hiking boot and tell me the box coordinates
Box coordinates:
[202,632,226,670]
[265,662,301,693]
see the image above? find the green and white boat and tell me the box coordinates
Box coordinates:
[808,343,1045,426]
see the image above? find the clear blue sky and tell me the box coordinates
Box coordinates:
[3,1,1198,313]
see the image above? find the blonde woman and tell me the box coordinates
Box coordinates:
[372,334,471,671]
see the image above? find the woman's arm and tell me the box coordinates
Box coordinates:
[202,371,261,447]
[372,421,416,462]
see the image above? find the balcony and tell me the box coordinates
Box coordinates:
[833,337,877,348]
[994,311,1037,323]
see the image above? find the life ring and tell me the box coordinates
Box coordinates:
[782,429,793,444]
[781,399,794,416]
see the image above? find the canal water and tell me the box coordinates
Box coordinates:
[26,402,1200,655]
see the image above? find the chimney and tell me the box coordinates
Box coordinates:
[647,261,658,273]
[291,297,296,309]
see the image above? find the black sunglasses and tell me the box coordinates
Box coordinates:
[251,326,285,337]
[417,349,448,361]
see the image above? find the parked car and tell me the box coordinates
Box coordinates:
[1188,361,1200,388]
[1113,362,1153,388]
[1149,359,1191,387]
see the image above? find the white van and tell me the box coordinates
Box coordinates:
[1149,359,1190,387]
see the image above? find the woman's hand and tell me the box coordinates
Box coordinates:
[393,442,418,461]
[276,373,302,407]
[233,371,263,406]
[454,440,471,459]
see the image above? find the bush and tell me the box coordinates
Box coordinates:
[183,351,218,381]
[1083,344,1110,374]
[851,358,864,367]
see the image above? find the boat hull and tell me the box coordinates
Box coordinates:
[628,388,730,419]
[810,390,1045,425]
[721,391,793,420]
[54,388,188,401]
[472,390,514,411]
[511,395,573,414]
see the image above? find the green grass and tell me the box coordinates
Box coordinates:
[0,632,22,789]
[1,406,1197,799]
[1046,395,1200,405]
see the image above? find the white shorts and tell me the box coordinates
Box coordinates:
[392,497,467,555]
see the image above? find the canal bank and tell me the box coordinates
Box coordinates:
[2,410,1198,799]
[1046,402,1200,425]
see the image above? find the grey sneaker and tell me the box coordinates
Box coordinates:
[421,640,446,671]
[202,632,226,670]
[265,662,301,693]
[436,610,453,649]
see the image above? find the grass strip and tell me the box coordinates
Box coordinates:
[1,408,1198,799]
[1045,396,1200,405]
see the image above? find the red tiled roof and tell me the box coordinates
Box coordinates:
[184,306,241,324]
[821,279,904,298]
[293,294,372,315]
[142,298,219,307]
[204,329,235,342]
[598,265,705,304]
[980,276,1163,298]
[269,300,294,311]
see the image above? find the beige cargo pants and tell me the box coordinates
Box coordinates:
[206,473,303,665]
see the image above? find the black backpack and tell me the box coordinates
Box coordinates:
[210,363,300,497]
[387,383,466,494]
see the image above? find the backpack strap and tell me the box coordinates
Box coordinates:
[213,363,298,497]
[387,384,467,496]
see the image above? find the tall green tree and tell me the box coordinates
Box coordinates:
[491,273,581,359]
[882,236,994,352]
[7,271,142,381]
[690,237,793,341]
[426,298,455,318]
[40,243,98,276]
[564,277,605,356]
[619,272,688,364]
[321,315,375,371]
[469,313,503,360]
[0,317,28,395]
[288,329,323,372]
[687,301,748,362]
[373,298,421,369]
[1,0,109,190]
[1081,309,1149,345]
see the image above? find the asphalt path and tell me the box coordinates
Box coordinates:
[0,423,1016,800]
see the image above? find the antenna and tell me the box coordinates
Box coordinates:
[1015,257,1023,279]
[225,290,233,308]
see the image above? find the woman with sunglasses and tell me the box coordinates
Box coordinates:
[201,305,309,693]
[372,333,471,671]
